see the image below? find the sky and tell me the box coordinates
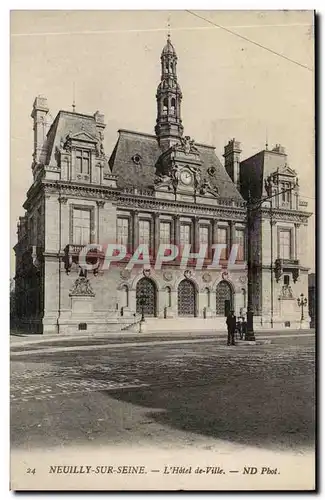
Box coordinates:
[10,10,315,275]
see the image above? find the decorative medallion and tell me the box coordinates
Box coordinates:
[184,270,192,279]
[163,271,173,282]
[208,166,216,176]
[69,277,95,297]
[221,271,229,281]
[120,269,131,280]
[143,268,151,278]
[202,272,212,283]
[239,276,247,284]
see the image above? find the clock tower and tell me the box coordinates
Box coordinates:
[154,36,219,201]
[155,35,184,152]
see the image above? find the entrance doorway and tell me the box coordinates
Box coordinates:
[136,277,157,317]
[178,279,196,316]
[216,280,233,316]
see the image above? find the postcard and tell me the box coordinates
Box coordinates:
[10,10,315,491]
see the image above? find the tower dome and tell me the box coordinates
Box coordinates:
[161,34,177,57]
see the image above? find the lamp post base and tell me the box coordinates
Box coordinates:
[245,310,256,341]
[139,319,146,333]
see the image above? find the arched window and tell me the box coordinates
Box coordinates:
[165,286,172,308]
[170,98,176,115]
[163,97,168,115]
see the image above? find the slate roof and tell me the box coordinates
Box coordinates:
[109,130,160,188]
[44,111,100,166]
[240,148,290,201]
[42,111,243,202]
[109,129,243,202]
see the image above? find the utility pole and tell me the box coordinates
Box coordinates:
[245,173,298,340]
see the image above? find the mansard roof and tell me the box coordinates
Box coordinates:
[109,129,243,201]
[240,147,295,201]
[44,110,102,166]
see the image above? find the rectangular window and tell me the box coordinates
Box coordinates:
[279,230,291,260]
[180,224,191,247]
[199,226,209,245]
[281,182,292,205]
[139,220,151,246]
[73,209,91,245]
[76,149,90,174]
[217,227,228,260]
[117,218,129,246]
[160,222,171,244]
[235,229,245,261]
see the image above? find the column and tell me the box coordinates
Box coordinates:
[154,213,160,258]
[193,216,199,253]
[212,218,218,244]
[96,200,105,243]
[132,210,139,253]
[294,223,300,260]
[229,221,236,258]
[174,214,180,247]
[58,196,68,249]
[212,219,218,262]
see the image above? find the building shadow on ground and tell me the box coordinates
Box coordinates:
[11,345,315,451]
[103,371,315,451]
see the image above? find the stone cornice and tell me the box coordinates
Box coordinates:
[22,180,247,221]
[261,207,312,224]
[116,194,246,221]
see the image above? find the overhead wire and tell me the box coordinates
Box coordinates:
[186,10,313,72]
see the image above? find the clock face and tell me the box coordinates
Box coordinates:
[180,170,193,186]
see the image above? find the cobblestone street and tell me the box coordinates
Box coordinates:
[10,334,315,455]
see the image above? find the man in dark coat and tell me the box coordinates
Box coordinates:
[226,310,236,346]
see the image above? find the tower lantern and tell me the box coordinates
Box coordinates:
[155,35,184,150]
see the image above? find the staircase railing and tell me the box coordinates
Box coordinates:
[120,313,142,331]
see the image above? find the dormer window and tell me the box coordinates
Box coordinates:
[76,149,90,175]
[281,181,292,207]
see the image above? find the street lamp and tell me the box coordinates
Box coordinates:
[138,293,148,322]
[138,293,148,334]
[297,293,307,322]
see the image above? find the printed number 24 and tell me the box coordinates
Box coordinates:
[27,468,36,475]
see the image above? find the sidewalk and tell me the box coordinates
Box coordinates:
[10,328,315,349]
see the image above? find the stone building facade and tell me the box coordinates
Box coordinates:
[13,36,312,334]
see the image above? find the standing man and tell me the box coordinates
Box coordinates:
[226,310,236,346]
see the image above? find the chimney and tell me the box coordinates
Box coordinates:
[223,138,242,187]
[272,143,286,155]
[31,96,49,165]
[93,110,106,135]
